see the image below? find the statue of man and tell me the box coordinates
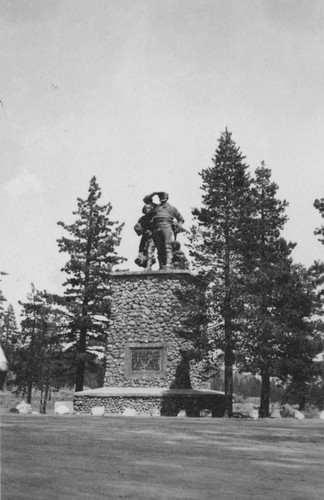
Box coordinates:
[143,192,184,269]
[134,203,156,270]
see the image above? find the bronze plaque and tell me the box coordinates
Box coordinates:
[131,348,161,371]
[125,343,167,378]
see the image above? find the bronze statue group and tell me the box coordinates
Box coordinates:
[134,192,189,271]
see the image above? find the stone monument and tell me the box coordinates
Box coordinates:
[74,192,225,416]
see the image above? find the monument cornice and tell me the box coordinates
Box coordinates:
[110,269,195,278]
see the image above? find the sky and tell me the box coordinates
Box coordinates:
[1,0,324,315]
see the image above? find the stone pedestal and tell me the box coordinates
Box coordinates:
[105,270,196,389]
[74,270,225,416]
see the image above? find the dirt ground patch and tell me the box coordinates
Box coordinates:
[1,415,323,500]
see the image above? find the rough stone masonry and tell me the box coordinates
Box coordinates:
[104,270,207,389]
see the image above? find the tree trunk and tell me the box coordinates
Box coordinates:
[39,387,44,413]
[75,325,87,392]
[259,369,270,417]
[224,359,233,417]
[27,384,32,404]
[74,213,93,393]
[41,384,50,414]
[298,383,306,411]
[223,231,233,418]
[75,359,85,392]
[224,319,233,417]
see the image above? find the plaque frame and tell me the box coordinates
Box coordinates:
[124,342,167,378]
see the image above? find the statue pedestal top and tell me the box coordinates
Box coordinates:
[111,269,194,278]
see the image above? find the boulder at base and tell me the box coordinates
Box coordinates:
[149,407,161,417]
[54,402,72,415]
[270,407,282,419]
[200,409,212,418]
[91,406,105,416]
[294,410,305,420]
[282,404,305,420]
[123,407,137,416]
[16,401,32,414]
[249,409,259,420]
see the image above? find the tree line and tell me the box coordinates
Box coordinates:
[186,129,323,417]
[0,130,323,415]
[0,178,125,411]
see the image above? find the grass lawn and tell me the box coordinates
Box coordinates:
[1,415,323,500]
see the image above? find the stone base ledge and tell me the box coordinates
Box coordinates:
[75,387,224,397]
[73,387,225,417]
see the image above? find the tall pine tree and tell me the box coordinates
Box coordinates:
[57,176,125,391]
[0,303,19,370]
[190,129,252,416]
[240,164,295,416]
[274,263,323,409]
[240,169,323,415]
[314,198,324,245]
[15,285,68,411]
[0,272,8,328]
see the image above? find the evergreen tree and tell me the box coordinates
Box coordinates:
[14,285,68,411]
[239,164,295,416]
[189,129,252,416]
[0,273,9,390]
[274,263,323,410]
[0,304,19,372]
[57,176,125,391]
[0,272,8,327]
[236,165,323,415]
[1,304,19,342]
[313,196,324,346]
[314,198,324,244]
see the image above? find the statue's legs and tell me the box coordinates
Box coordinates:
[163,226,174,268]
[152,230,164,268]
[135,253,145,267]
[138,234,147,253]
[153,226,173,269]
[165,244,173,268]
[135,234,149,267]
[145,239,156,270]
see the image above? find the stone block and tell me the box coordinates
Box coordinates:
[294,410,305,420]
[249,409,259,420]
[200,409,212,418]
[54,401,73,415]
[123,407,137,416]
[150,407,161,417]
[270,408,282,418]
[91,406,105,416]
[16,401,32,414]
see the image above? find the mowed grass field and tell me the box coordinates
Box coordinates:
[1,415,323,500]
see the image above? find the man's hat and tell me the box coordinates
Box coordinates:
[158,192,169,201]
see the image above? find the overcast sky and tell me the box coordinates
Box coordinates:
[1,0,324,314]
